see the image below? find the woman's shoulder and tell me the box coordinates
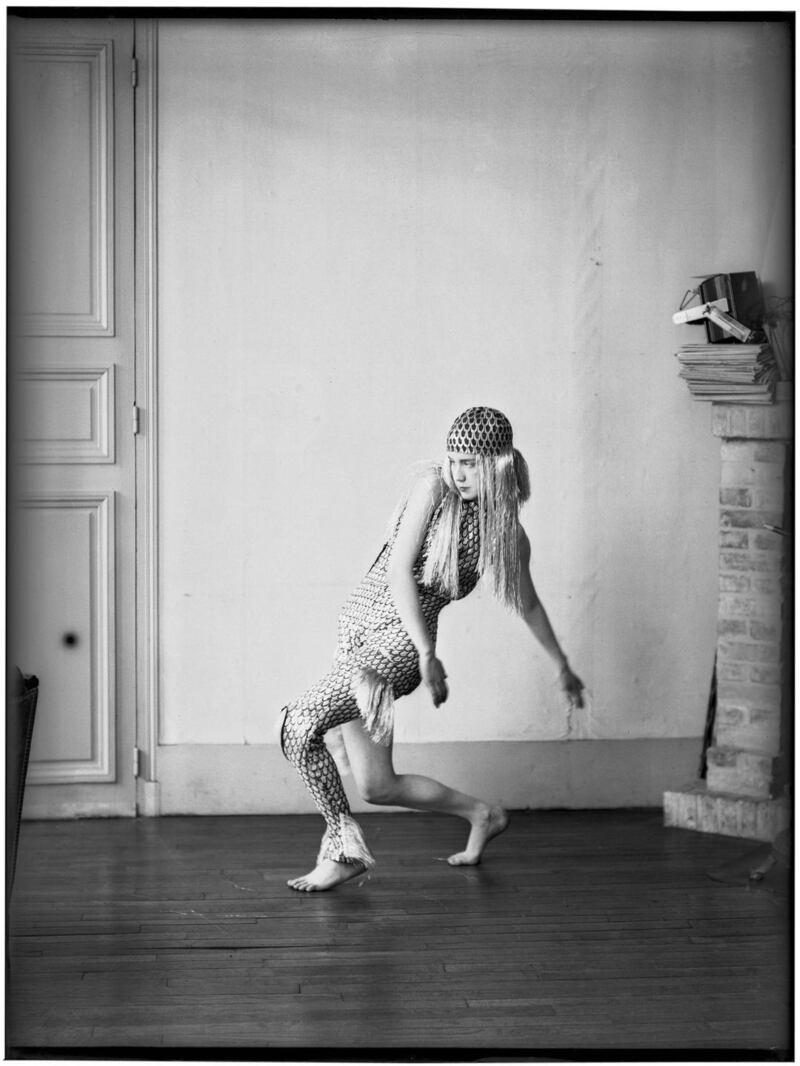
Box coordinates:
[401,466,447,522]
[414,462,448,503]
[395,460,447,508]
[386,462,448,537]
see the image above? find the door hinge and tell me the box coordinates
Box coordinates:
[132,403,141,435]
[133,746,142,778]
[131,57,139,88]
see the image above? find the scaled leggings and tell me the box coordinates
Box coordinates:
[279,665,363,864]
[279,622,424,868]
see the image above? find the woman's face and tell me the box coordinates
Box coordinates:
[448,453,479,501]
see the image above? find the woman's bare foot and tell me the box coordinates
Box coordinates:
[447,804,509,866]
[287,858,366,892]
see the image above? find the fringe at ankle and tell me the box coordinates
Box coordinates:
[317,815,376,869]
[352,667,394,745]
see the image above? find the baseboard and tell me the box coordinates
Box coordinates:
[154,738,703,816]
[20,797,135,820]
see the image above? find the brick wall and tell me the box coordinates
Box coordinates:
[664,394,791,841]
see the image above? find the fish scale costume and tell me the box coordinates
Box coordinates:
[279,407,529,870]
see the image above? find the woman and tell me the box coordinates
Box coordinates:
[279,406,584,892]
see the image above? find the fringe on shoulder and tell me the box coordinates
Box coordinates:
[384,448,530,613]
[385,460,448,539]
[423,448,530,614]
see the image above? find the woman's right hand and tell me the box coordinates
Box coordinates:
[420,651,449,707]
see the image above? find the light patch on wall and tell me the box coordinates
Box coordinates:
[157,19,788,758]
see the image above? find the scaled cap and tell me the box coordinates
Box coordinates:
[446,407,514,456]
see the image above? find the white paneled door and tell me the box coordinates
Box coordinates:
[9,17,137,817]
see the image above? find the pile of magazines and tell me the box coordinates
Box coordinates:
[676,342,778,404]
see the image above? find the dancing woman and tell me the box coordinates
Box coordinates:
[278,407,584,891]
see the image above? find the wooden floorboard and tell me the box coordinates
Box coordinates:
[6,809,792,1055]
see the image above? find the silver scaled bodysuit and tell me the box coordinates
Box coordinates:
[279,492,481,868]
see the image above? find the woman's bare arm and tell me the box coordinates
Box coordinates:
[518,526,585,707]
[386,474,449,706]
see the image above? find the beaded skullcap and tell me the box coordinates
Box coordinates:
[446,407,514,456]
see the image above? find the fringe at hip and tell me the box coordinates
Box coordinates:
[351,666,395,745]
[318,814,376,869]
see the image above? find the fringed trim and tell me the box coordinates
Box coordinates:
[422,448,531,615]
[324,725,351,776]
[339,815,376,869]
[385,461,446,541]
[317,815,376,869]
[351,667,395,746]
[316,829,331,865]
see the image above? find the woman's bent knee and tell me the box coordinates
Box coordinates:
[358,776,398,806]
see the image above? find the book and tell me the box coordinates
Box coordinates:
[675,340,777,404]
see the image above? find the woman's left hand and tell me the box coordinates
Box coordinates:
[559,666,585,709]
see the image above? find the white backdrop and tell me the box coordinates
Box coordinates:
[157,20,790,768]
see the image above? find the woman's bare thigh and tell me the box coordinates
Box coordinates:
[340,717,396,795]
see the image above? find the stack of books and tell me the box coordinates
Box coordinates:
[675,342,778,404]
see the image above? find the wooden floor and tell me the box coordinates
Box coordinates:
[6,809,791,1056]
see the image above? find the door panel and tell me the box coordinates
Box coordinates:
[17,366,116,464]
[9,16,136,818]
[13,493,115,781]
[11,37,115,335]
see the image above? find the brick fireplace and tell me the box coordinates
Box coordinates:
[664,389,792,842]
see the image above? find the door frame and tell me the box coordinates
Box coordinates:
[9,15,139,819]
[134,18,160,815]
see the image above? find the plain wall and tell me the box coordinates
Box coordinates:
[156,19,791,808]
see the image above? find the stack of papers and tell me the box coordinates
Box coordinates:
[676,343,778,404]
